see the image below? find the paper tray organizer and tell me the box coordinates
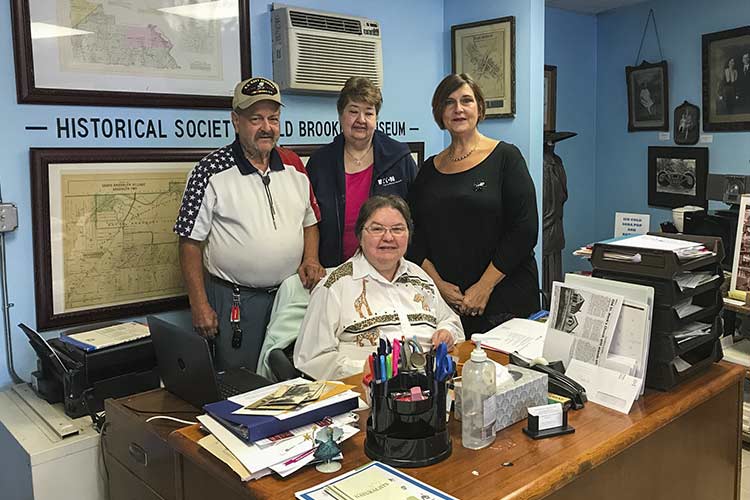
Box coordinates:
[364,371,451,468]
[591,233,725,391]
[591,233,725,280]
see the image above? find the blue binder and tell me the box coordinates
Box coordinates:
[203,393,359,442]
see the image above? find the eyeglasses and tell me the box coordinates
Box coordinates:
[364,224,408,237]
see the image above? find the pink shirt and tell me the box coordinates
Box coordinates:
[342,165,374,260]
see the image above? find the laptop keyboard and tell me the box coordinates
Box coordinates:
[218,380,244,399]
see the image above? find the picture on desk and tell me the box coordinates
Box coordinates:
[731,195,750,292]
[647,146,708,209]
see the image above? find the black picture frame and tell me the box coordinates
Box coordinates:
[626,60,669,131]
[11,0,250,109]
[701,26,750,131]
[451,16,516,118]
[647,146,709,209]
[673,101,700,145]
[29,148,212,330]
[544,65,557,132]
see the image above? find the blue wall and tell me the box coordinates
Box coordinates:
[0,0,448,388]
[594,0,750,239]
[444,0,546,267]
[544,7,598,273]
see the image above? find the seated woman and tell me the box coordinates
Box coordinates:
[293,195,463,380]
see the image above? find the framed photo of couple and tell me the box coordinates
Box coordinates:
[702,26,750,131]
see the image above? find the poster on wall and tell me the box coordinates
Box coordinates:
[29,148,210,330]
[702,26,750,131]
[451,16,515,118]
[11,0,250,108]
[625,60,669,132]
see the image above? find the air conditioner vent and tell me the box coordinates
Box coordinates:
[272,6,382,94]
[289,11,362,35]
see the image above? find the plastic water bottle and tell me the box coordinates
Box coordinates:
[461,334,497,450]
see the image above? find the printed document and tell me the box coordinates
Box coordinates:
[480,318,547,358]
[61,322,149,351]
[544,282,623,367]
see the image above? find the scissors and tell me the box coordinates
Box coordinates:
[434,342,454,382]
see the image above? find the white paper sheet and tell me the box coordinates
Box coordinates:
[565,359,641,414]
[480,318,547,359]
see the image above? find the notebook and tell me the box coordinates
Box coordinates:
[147,316,271,408]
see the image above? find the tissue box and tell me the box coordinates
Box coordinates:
[493,366,548,433]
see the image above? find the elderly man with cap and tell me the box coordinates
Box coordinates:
[174,77,325,371]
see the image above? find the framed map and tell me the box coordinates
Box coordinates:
[30,148,210,330]
[451,16,515,118]
[11,0,250,108]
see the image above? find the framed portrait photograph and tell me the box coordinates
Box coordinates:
[11,0,250,108]
[674,101,700,145]
[702,26,750,131]
[731,195,750,293]
[451,16,515,118]
[29,148,211,330]
[647,146,709,209]
[544,65,557,132]
[626,60,669,131]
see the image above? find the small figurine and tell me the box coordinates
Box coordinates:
[313,426,343,473]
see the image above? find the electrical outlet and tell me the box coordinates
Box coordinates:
[0,203,18,232]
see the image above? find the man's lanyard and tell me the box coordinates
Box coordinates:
[261,173,277,230]
[230,285,243,348]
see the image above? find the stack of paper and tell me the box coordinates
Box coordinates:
[196,378,365,481]
[604,234,714,261]
[479,318,547,359]
[60,322,149,351]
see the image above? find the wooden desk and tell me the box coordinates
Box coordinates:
[168,351,743,500]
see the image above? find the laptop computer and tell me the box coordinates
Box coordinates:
[147,316,271,408]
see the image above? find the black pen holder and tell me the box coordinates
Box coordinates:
[364,371,451,467]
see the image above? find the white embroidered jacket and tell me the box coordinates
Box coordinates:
[293,252,464,380]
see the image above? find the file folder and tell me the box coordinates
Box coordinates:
[204,393,358,443]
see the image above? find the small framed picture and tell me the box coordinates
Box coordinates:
[626,60,669,131]
[647,146,709,209]
[544,65,557,132]
[731,195,750,292]
[674,101,700,145]
[702,26,750,131]
[451,16,515,118]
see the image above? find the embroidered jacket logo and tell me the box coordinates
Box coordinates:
[377,175,401,187]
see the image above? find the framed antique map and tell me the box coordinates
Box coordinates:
[451,16,515,118]
[30,148,210,330]
[11,0,250,108]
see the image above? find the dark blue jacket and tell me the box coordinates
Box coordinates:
[307,130,417,267]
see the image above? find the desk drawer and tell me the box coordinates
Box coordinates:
[107,452,165,500]
[104,397,177,500]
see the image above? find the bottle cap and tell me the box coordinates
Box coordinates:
[469,334,487,362]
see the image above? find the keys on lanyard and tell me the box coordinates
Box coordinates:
[230,285,243,349]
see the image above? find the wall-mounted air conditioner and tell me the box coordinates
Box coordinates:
[271,4,383,94]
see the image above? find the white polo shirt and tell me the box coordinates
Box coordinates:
[174,142,320,288]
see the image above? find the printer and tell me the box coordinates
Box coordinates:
[20,323,160,419]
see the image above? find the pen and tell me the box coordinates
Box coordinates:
[373,353,381,383]
[392,339,400,377]
[386,354,393,379]
[379,355,387,382]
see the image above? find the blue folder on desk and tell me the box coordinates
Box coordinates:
[203,393,359,443]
